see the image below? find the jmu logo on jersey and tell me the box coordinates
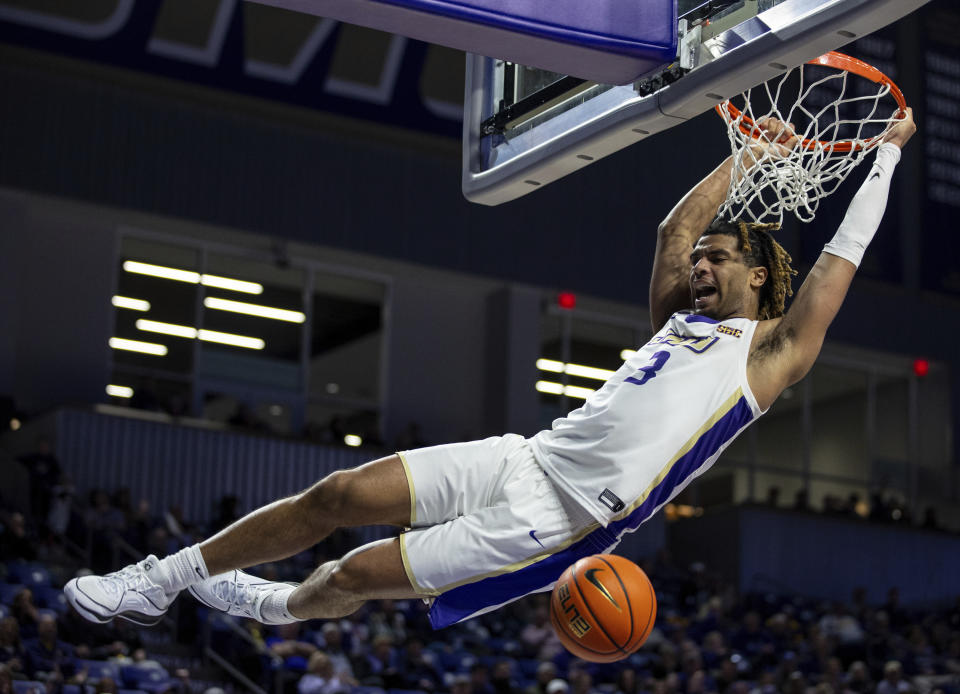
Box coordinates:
[717,325,743,338]
[649,328,718,353]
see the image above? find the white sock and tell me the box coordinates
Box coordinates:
[259,585,303,623]
[156,544,209,593]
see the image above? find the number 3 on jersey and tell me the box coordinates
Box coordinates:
[625,350,670,386]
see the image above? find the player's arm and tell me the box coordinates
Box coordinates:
[649,156,735,331]
[750,109,916,406]
[650,119,798,332]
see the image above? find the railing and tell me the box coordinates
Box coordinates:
[201,609,282,694]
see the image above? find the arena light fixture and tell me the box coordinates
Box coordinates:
[536,380,564,395]
[112,296,151,311]
[136,319,198,339]
[123,260,200,283]
[536,358,564,373]
[122,260,263,294]
[535,380,594,400]
[109,337,168,356]
[106,384,134,398]
[197,329,265,350]
[344,434,363,447]
[200,274,263,294]
[565,363,615,381]
[536,359,615,382]
[620,349,637,360]
[136,319,264,350]
[204,297,305,323]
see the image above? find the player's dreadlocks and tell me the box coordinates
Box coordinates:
[703,218,798,320]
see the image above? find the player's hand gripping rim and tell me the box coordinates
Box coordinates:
[880,106,916,150]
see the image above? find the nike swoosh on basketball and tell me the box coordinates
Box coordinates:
[584,568,622,611]
[529,530,544,548]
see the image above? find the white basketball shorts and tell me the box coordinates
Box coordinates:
[397,434,619,629]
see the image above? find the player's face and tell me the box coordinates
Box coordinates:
[689,234,756,320]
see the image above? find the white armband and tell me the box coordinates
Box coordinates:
[822,142,902,268]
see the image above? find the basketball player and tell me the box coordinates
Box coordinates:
[65,109,916,630]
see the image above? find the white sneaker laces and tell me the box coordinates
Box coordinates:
[213,577,261,611]
[109,563,155,592]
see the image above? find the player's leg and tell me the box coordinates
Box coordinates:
[192,434,558,626]
[199,454,411,574]
[286,537,420,618]
[187,534,421,624]
[65,454,411,625]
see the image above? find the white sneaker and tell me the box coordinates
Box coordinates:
[188,569,299,625]
[65,555,176,626]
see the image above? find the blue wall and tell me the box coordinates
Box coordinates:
[669,506,960,607]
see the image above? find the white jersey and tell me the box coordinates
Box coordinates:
[530,311,765,530]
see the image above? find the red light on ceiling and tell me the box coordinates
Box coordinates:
[557,292,576,309]
[913,358,929,378]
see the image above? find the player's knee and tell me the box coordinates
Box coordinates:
[325,557,368,600]
[297,470,355,526]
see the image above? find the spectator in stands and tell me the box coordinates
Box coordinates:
[0,664,13,694]
[163,505,193,547]
[883,589,908,630]
[844,660,873,693]
[490,659,520,694]
[731,612,773,664]
[10,590,40,640]
[46,475,76,541]
[365,599,407,643]
[613,668,639,694]
[98,676,119,694]
[470,662,495,694]
[875,660,910,694]
[172,667,193,694]
[17,437,61,532]
[318,622,356,682]
[353,633,400,688]
[782,671,807,694]
[124,498,155,555]
[568,665,602,694]
[525,662,558,694]
[819,603,865,648]
[299,652,348,694]
[519,599,562,660]
[268,622,319,665]
[0,618,24,675]
[85,489,126,574]
[0,512,36,561]
[23,613,74,683]
[684,669,711,694]
[700,630,729,670]
[545,679,569,694]
[712,656,740,693]
[452,673,474,694]
[398,637,440,692]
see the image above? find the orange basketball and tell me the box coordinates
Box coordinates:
[549,554,657,663]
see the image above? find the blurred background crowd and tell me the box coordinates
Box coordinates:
[2,437,960,694]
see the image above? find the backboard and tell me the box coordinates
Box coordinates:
[462,0,932,206]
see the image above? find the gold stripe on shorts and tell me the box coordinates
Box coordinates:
[396,450,416,526]
[433,518,601,595]
[399,532,440,596]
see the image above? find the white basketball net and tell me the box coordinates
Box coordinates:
[717,59,902,224]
